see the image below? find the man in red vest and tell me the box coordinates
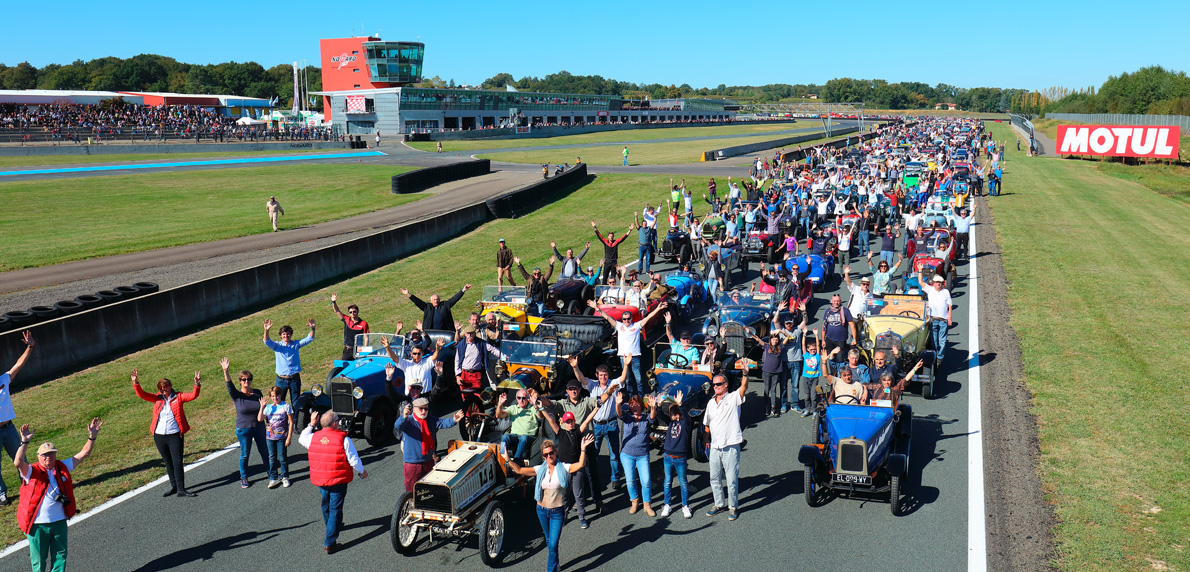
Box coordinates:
[15,417,103,572]
[299,411,368,554]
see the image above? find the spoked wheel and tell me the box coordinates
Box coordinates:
[391,491,418,554]
[889,475,902,515]
[804,463,823,507]
[478,500,506,566]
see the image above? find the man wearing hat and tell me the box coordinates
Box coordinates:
[299,411,368,554]
[515,256,556,316]
[953,203,976,260]
[454,324,503,415]
[15,417,103,572]
[266,196,284,232]
[395,398,463,492]
[842,265,875,318]
[924,274,953,366]
[541,366,606,514]
[496,239,516,287]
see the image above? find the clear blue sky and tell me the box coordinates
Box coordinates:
[3,0,1186,91]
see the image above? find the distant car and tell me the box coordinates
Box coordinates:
[693,243,744,289]
[799,400,914,514]
[658,227,696,265]
[784,253,829,291]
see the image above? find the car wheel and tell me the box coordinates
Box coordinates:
[920,363,934,399]
[890,474,902,516]
[690,426,709,463]
[478,500,506,566]
[679,244,691,266]
[326,365,344,384]
[804,462,822,507]
[566,300,581,315]
[811,414,822,445]
[391,491,418,554]
[295,408,312,433]
[364,402,394,446]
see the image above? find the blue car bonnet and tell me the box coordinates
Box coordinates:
[336,356,394,396]
[825,404,896,469]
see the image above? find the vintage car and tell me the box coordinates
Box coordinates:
[391,440,529,565]
[924,227,957,263]
[856,294,936,398]
[493,314,614,399]
[902,162,925,187]
[702,290,774,358]
[784,253,830,291]
[297,333,421,446]
[694,243,744,289]
[799,400,914,514]
[700,215,727,241]
[546,279,595,315]
[658,227,696,265]
[645,341,744,463]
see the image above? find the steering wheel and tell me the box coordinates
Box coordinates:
[666,354,691,369]
[898,310,921,318]
[601,296,619,304]
[835,394,862,405]
[540,336,558,345]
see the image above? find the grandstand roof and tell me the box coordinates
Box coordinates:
[0,89,145,105]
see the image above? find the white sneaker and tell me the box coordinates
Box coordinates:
[660,504,672,517]
[682,506,692,519]
[267,480,280,489]
[281,477,291,488]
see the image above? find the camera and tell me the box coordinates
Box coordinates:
[53,493,71,507]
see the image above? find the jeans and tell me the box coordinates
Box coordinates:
[880,250,895,266]
[709,444,740,509]
[800,217,811,238]
[528,301,546,317]
[623,355,644,396]
[706,278,720,300]
[0,423,22,496]
[318,484,348,547]
[591,421,621,483]
[623,155,629,166]
[762,371,783,412]
[930,320,949,364]
[275,373,302,409]
[535,505,565,572]
[266,438,289,480]
[235,425,268,480]
[567,466,589,521]
[26,519,67,572]
[662,454,690,507]
[620,452,651,502]
[502,433,536,459]
[153,432,186,492]
[786,362,804,408]
[857,230,870,255]
[638,244,652,274]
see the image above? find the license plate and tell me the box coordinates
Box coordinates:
[833,474,872,485]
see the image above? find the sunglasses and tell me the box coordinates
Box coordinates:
[516,396,529,400]
[541,451,556,458]
[239,377,250,381]
[713,382,726,387]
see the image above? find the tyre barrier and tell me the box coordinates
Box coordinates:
[95,290,123,304]
[133,282,160,294]
[30,306,60,320]
[2,311,34,327]
[54,300,86,315]
[74,294,104,309]
[114,285,141,299]
[391,160,490,195]
[0,317,8,333]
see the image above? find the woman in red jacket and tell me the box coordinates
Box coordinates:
[132,369,201,497]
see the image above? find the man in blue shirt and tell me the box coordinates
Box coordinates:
[263,318,316,407]
[953,205,976,260]
[662,313,701,368]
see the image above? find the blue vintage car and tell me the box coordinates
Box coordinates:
[784,253,829,291]
[701,290,774,358]
[663,270,707,319]
[647,341,743,463]
[799,401,913,514]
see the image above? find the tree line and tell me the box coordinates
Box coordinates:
[1041,66,1190,116]
[0,55,322,109]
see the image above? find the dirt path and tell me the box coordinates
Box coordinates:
[974,194,1057,572]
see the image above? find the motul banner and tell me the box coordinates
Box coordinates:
[1056,125,1180,158]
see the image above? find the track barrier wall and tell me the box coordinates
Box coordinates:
[704,126,862,161]
[485,163,590,219]
[0,141,352,157]
[391,159,490,194]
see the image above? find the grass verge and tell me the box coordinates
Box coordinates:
[0,172,690,546]
[985,123,1190,572]
[405,122,809,153]
[0,149,339,169]
[0,164,418,271]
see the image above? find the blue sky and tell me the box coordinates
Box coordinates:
[3,0,1187,91]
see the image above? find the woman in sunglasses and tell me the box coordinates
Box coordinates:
[221,357,267,489]
[508,434,595,572]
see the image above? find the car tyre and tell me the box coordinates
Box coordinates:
[295,408,312,433]
[391,491,418,554]
[920,363,934,399]
[889,474,902,515]
[364,402,394,446]
[804,462,822,507]
[678,244,691,266]
[478,499,506,566]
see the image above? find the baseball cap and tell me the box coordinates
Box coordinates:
[37,443,57,455]
[561,412,576,423]
[566,378,582,390]
[499,238,505,242]
[412,397,430,408]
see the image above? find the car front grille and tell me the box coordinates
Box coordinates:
[874,333,901,353]
[413,482,453,513]
[839,442,866,473]
[329,380,356,415]
[721,322,746,356]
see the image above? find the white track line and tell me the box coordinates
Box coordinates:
[0,442,238,560]
[967,218,987,572]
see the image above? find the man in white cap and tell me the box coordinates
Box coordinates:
[842,266,874,318]
[924,274,953,365]
[395,398,463,492]
[15,418,103,572]
[266,196,284,232]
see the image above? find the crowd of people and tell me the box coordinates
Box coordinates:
[0,115,994,571]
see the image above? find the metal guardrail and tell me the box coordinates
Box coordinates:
[1043,113,1190,131]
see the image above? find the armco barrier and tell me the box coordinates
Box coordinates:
[778,122,911,164]
[485,163,590,218]
[0,201,495,387]
[0,141,351,157]
[706,126,861,161]
[392,159,490,194]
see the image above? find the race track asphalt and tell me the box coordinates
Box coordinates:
[0,220,977,572]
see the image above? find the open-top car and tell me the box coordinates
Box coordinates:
[658,227,695,265]
[645,341,743,463]
[546,279,595,315]
[702,290,774,358]
[493,314,614,399]
[784,253,830,291]
[695,243,744,289]
[799,399,914,514]
[391,440,529,565]
[856,294,936,398]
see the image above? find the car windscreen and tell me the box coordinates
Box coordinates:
[716,291,771,308]
[354,333,400,358]
[482,286,526,302]
[500,340,557,366]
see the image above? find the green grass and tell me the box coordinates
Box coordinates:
[481,129,848,166]
[406,122,809,153]
[0,164,418,271]
[985,123,1190,572]
[0,172,690,546]
[0,149,337,168]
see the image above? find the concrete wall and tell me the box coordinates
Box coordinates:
[485,163,590,218]
[391,159,490,194]
[409,119,799,143]
[706,126,862,161]
[0,141,351,157]
[0,202,494,387]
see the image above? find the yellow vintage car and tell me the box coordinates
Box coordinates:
[856,294,936,398]
[477,286,544,339]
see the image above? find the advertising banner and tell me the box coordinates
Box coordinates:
[1056,125,1180,158]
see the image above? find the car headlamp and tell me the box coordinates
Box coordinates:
[557,300,566,309]
[352,387,364,400]
[903,338,917,353]
[495,363,506,377]
[862,339,874,351]
[311,384,324,397]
